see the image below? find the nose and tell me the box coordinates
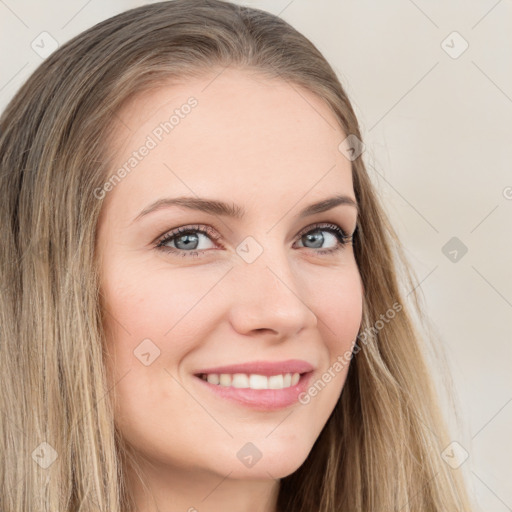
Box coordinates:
[227,250,318,339]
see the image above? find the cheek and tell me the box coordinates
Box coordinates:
[100,263,220,446]
[306,264,363,350]
[101,260,230,387]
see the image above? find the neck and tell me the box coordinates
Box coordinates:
[125,456,281,512]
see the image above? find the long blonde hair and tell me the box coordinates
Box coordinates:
[0,0,474,510]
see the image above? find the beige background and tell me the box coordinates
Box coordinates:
[1,1,511,510]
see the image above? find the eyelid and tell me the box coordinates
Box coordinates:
[154,223,221,246]
[296,222,350,239]
[156,221,351,243]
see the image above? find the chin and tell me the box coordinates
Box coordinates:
[224,444,311,480]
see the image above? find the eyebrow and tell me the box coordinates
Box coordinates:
[131,194,358,224]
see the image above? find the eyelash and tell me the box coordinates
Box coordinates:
[154,222,355,259]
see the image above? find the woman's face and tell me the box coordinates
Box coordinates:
[96,68,363,482]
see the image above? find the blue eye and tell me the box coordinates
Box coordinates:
[295,223,353,255]
[155,225,220,257]
[155,223,354,258]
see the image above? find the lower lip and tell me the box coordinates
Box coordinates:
[193,372,314,411]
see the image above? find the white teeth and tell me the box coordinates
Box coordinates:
[206,374,219,385]
[249,374,268,389]
[200,372,301,390]
[232,373,249,388]
[268,374,283,389]
[219,374,231,386]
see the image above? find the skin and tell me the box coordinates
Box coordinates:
[96,67,363,512]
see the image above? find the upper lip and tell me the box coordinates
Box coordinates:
[194,359,315,377]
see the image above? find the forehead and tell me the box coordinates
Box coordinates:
[104,68,354,219]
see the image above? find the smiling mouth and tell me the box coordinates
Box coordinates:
[195,371,308,390]
[192,369,315,410]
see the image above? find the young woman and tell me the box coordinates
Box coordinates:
[0,1,474,510]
